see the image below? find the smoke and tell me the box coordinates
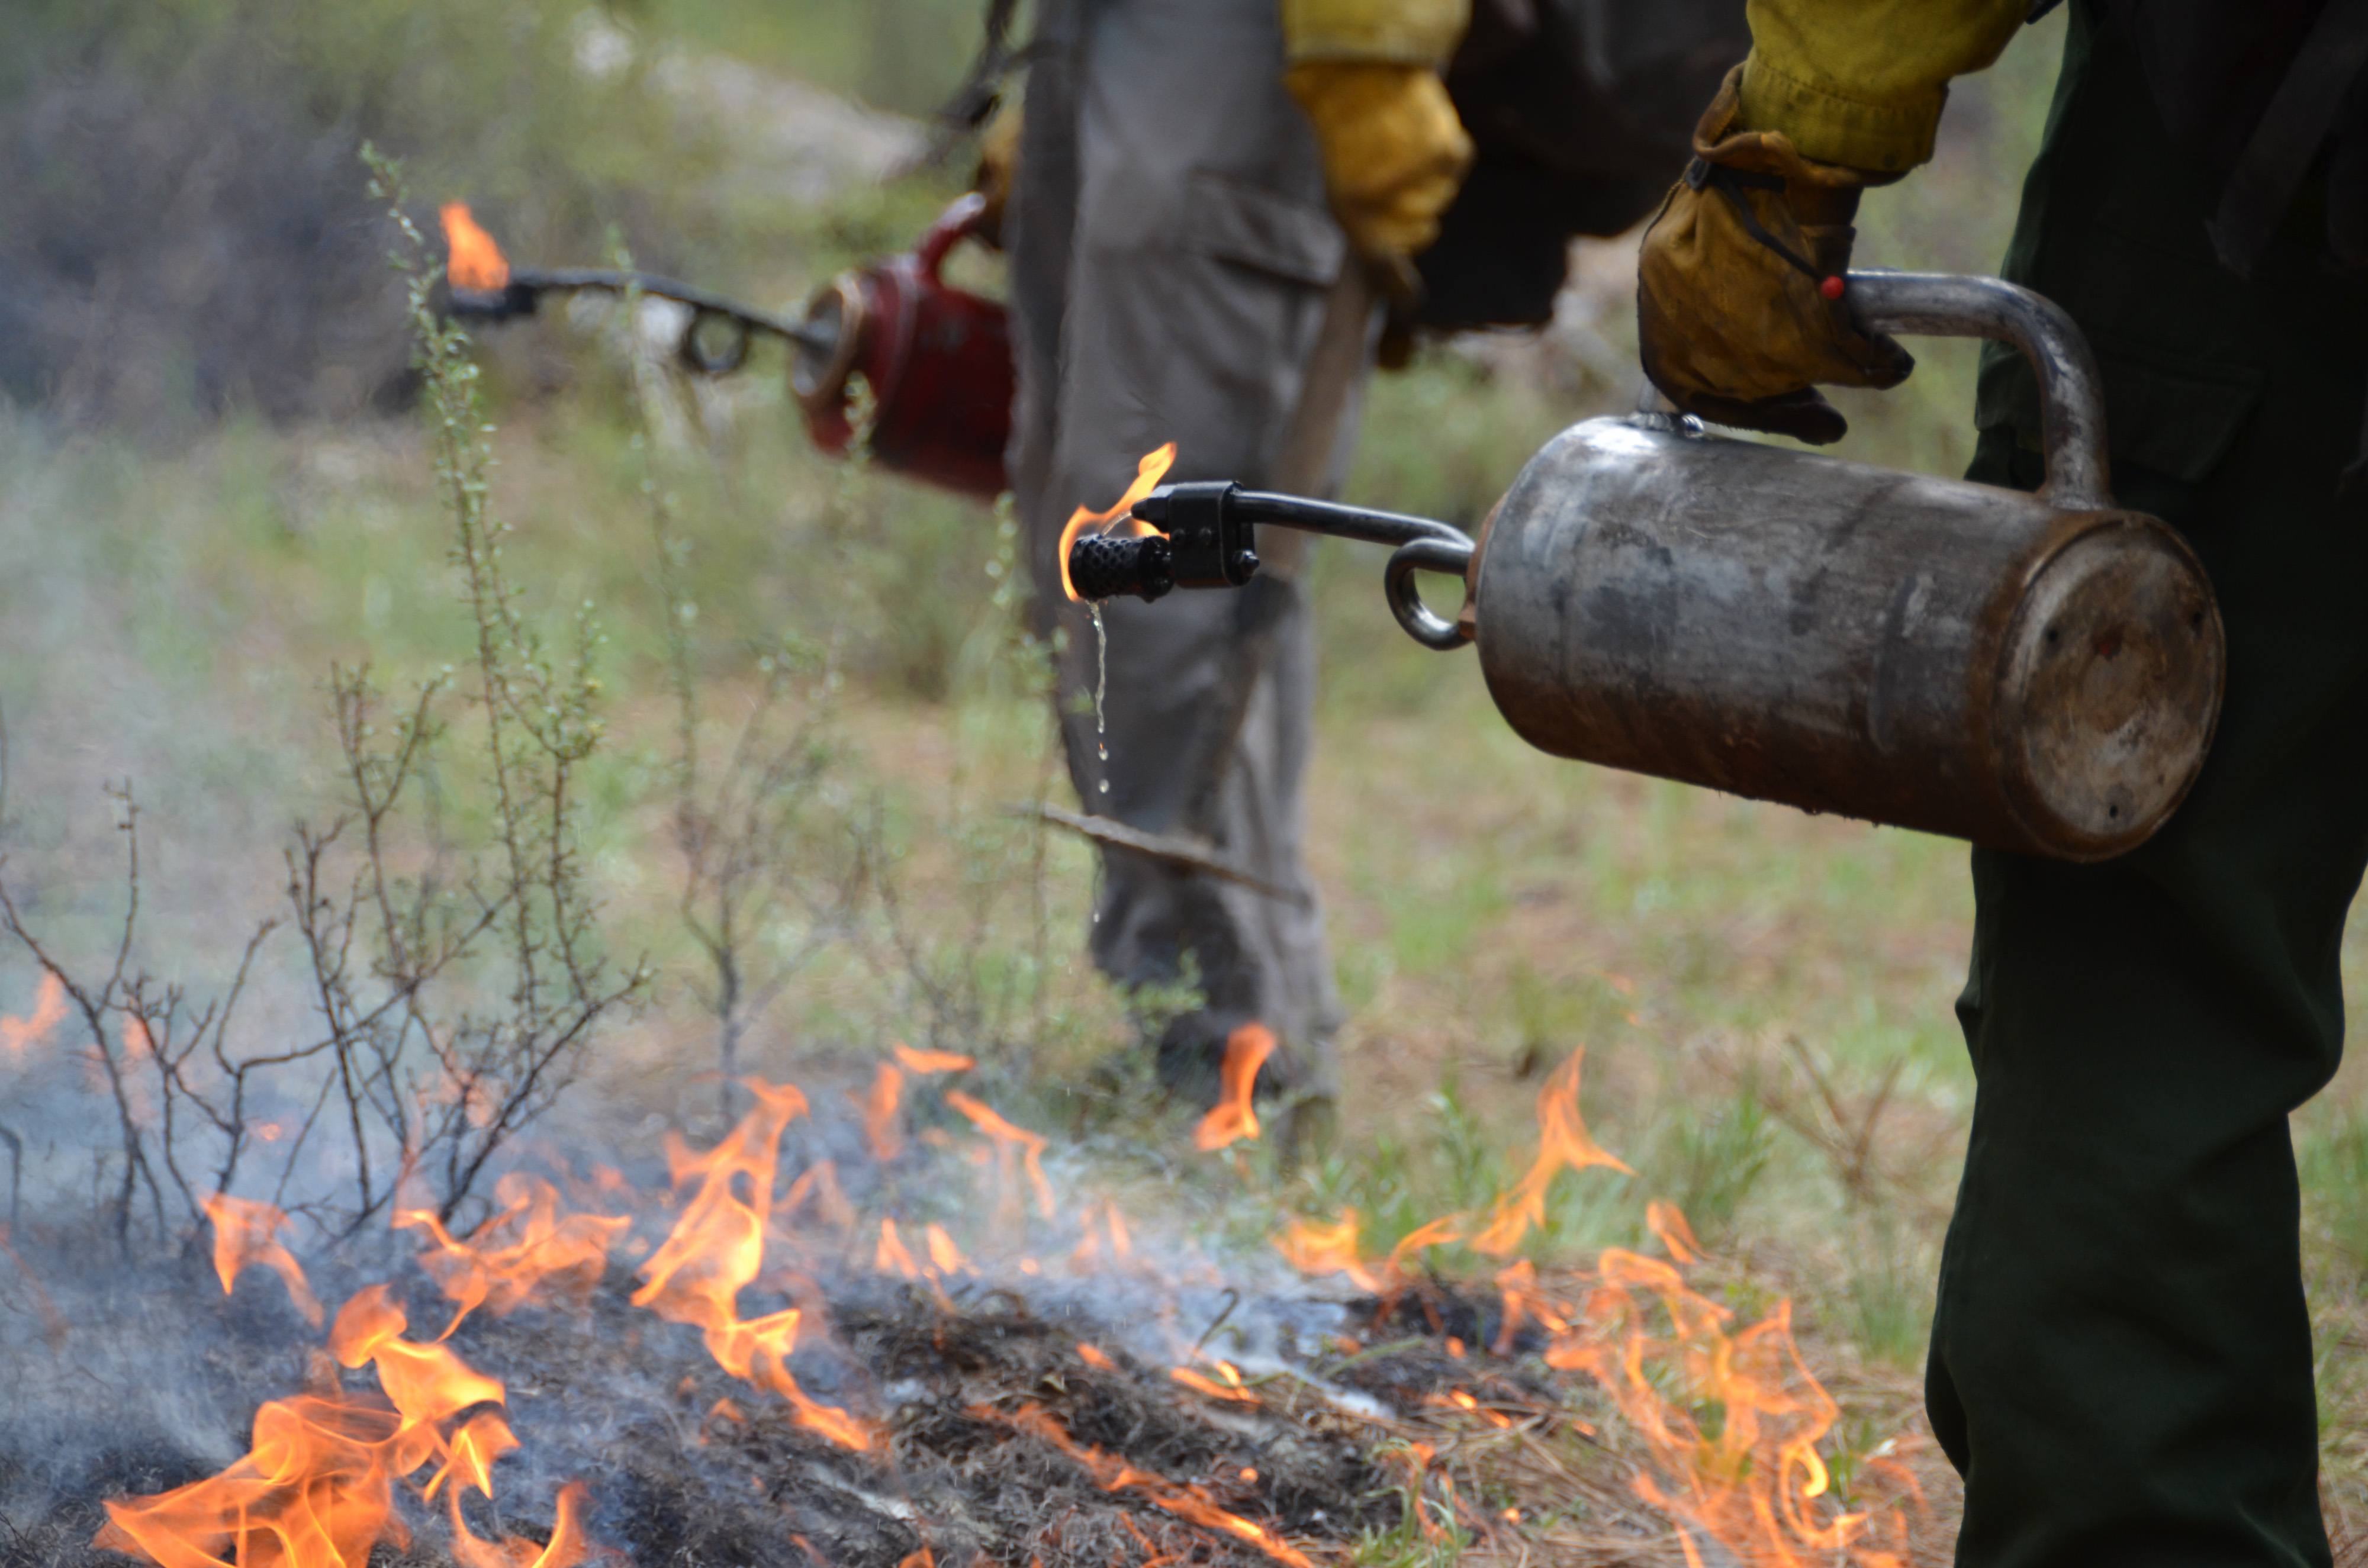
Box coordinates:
[0,0,710,436]
[0,50,411,430]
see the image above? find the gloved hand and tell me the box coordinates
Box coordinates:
[1637,67,1915,446]
[971,103,1022,251]
[1284,60,1473,301]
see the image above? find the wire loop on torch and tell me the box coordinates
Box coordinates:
[1384,538,1476,649]
[1225,492,1473,650]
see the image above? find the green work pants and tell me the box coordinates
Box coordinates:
[1933,5,2368,1564]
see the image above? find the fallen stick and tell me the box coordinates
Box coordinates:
[1008,804,1308,906]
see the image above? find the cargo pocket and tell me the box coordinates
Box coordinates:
[1976,214,2269,488]
[1974,336,2263,488]
[1177,172,1345,287]
[1105,173,1344,474]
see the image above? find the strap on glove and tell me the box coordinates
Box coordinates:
[1636,66,1915,445]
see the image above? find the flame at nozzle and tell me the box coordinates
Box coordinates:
[1058,443,1176,601]
[440,204,511,292]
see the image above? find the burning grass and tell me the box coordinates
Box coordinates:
[0,1045,1976,1568]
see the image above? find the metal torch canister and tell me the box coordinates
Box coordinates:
[1468,273,2225,861]
[792,193,1014,500]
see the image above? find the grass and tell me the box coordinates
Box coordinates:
[10,0,2368,1553]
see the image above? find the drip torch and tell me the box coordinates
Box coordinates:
[1069,273,2226,862]
[448,194,1012,498]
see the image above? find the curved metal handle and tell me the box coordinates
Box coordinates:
[913,192,989,281]
[1846,272,2113,511]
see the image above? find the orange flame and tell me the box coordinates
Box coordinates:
[943,1090,1056,1222]
[426,1409,519,1503]
[1491,1258,1569,1355]
[1425,1388,1513,1430]
[632,1078,875,1449]
[924,1223,970,1277]
[1,972,66,1060]
[1106,1202,1132,1260]
[864,1047,969,1164]
[395,1173,628,1338]
[331,1285,506,1428]
[1512,1212,1916,1566]
[633,1078,807,1360]
[99,1279,594,1568]
[1646,1197,1702,1264]
[861,1065,906,1163]
[1468,1048,1630,1257]
[1069,1200,1137,1271]
[875,1218,920,1278]
[440,204,510,292]
[1273,1210,1378,1292]
[451,1477,592,1568]
[1170,1365,1258,1405]
[778,1158,856,1232]
[1275,1052,1624,1290]
[1382,1215,1465,1281]
[982,1403,1314,1568]
[778,1370,883,1452]
[94,1393,416,1568]
[892,1042,974,1074]
[205,1192,326,1327]
[1192,1023,1274,1152]
[1057,443,1178,601]
[1272,1208,1458,1295]
[123,1045,1915,1568]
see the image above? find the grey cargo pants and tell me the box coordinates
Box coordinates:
[1005,0,1356,1101]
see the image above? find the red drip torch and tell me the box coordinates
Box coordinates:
[443,194,1012,500]
[789,194,1011,498]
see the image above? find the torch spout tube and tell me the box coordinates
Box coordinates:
[1220,492,1473,649]
[1216,490,1473,553]
[447,268,840,362]
[1074,484,1475,649]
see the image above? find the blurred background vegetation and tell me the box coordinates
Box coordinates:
[6,0,2368,1527]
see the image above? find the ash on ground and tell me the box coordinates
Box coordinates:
[0,1245,1549,1568]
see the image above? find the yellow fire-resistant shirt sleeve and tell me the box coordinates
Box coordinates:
[1280,0,1471,67]
[1738,0,2028,173]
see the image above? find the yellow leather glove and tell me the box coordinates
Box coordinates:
[1636,66,1914,445]
[1284,60,1473,298]
[971,102,1022,250]
[1281,0,1468,66]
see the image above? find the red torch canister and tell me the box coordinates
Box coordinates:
[792,193,1013,500]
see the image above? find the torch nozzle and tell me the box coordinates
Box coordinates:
[1069,533,1176,602]
[1066,482,1476,650]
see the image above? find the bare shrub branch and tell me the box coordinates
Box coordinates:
[0,149,646,1254]
[617,255,868,1114]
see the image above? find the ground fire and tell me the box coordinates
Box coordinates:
[28,1023,1939,1568]
[1192,1026,1275,1154]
